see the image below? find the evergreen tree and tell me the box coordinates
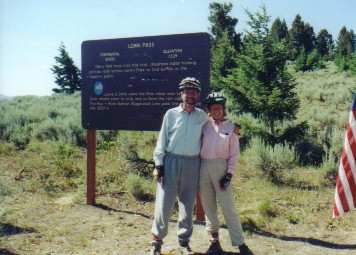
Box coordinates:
[301,23,316,53]
[288,15,315,59]
[351,30,356,51]
[210,31,237,91]
[294,47,308,72]
[51,42,81,94]
[335,27,355,71]
[208,2,241,50]
[316,29,334,60]
[224,5,299,135]
[208,2,239,91]
[295,47,324,72]
[335,26,354,56]
[349,53,356,76]
[270,17,289,42]
[288,14,305,59]
[348,53,356,94]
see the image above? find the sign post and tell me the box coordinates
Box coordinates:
[81,33,210,218]
[86,129,96,205]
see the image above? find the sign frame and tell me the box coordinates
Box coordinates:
[81,33,210,131]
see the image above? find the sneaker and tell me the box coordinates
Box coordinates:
[239,244,254,255]
[179,242,194,254]
[150,244,161,255]
[206,239,223,255]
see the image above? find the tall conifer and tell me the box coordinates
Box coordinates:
[224,5,299,135]
[51,42,81,94]
[316,29,334,60]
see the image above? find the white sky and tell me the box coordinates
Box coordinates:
[1,0,355,96]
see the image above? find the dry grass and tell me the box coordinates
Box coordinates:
[1,140,356,254]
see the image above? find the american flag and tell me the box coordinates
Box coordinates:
[333,93,356,218]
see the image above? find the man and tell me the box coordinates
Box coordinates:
[150,77,208,255]
[199,92,254,255]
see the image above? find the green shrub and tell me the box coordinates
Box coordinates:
[295,137,324,165]
[287,214,300,224]
[97,168,124,195]
[33,119,61,141]
[350,53,356,76]
[125,173,155,201]
[0,142,14,155]
[68,122,87,147]
[0,207,8,234]
[227,112,265,150]
[0,92,84,147]
[22,142,85,195]
[335,55,350,72]
[48,110,60,119]
[0,179,12,196]
[248,137,298,181]
[320,150,339,187]
[53,142,83,179]
[9,131,30,150]
[306,49,325,70]
[275,121,309,145]
[259,199,278,218]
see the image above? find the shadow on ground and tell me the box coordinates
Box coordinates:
[0,249,19,255]
[0,223,35,236]
[253,229,356,250]
[192,253,239,255]
[95,203,356,251]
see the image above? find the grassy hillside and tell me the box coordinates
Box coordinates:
[1,62,356,254]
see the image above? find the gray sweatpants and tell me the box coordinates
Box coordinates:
[151,152,200,244]
[199,159,245,246]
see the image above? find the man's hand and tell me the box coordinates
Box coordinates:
[219,173,232,190]
[233,124,241,135]
[153,165,164,183]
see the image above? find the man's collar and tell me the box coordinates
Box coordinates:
[179,103,196,113]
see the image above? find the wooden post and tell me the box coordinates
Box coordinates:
[87,129,96,205]
[195,192,205,221]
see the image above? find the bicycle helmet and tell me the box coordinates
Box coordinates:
[204,92,227,105]
[178,77,201,92]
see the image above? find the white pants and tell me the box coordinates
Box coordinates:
[199,159,245,246]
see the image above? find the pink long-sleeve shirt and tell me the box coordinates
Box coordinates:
[200,119,240,175]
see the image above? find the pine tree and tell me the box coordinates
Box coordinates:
[301,23,316,53]
[208,2,239,91]
[288,14,305,60]
[208,2,241,50]
[335,27,355,71]
[295,47,324,72]
[51,42,81,94]
[336,27,354,56]
[224,5,299,135]
[210,31,237,91]
[350,53,356,75]
[288,15,315,59]
[316,29,334,60]
[270,17,289,43]
[294,47,308,72]
[351,30,356,51]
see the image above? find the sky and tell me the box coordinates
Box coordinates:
[0,0,355,97]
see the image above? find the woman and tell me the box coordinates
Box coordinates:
[199,92,254,255]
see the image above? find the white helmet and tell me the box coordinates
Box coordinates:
[178,77,201,92]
